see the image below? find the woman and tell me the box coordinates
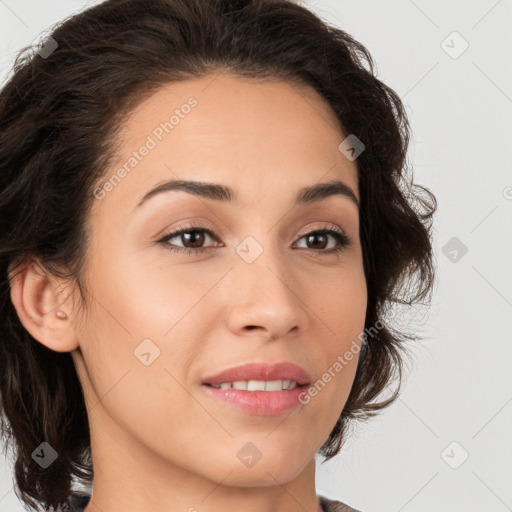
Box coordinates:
[0,1,436,511]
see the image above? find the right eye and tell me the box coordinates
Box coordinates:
[156,225,223,255]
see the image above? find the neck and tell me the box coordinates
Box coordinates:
[83,400,321,512]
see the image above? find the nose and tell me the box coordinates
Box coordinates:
[225,241,309,340]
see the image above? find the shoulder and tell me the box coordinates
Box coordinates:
[54,493,91,512]
[318,494,363,512]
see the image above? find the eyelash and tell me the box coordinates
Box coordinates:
[156,223,352,256]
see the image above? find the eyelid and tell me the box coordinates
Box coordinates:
[296,222,346,238]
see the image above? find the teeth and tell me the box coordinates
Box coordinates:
[261,380,282,391]
[211,379,298,391]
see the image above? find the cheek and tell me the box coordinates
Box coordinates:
[307,257,368,344]
[81,244,203,344]
[300,265,367,414]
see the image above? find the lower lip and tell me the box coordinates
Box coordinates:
[201,384,309,416]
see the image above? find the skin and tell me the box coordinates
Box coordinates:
[10,72,367,512]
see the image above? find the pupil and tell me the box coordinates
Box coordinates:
[307,233,327,249]
[183,231,205,248]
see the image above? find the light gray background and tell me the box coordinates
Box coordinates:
[1,1,511,511]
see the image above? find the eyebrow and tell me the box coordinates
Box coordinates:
[134,178,360,210]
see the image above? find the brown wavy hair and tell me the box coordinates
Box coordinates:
[0,0,437,510]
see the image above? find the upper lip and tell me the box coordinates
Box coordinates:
[202,361,311,386]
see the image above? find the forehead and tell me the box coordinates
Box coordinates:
[92,73,359,219]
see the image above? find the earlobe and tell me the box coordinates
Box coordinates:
[9,260,79,353]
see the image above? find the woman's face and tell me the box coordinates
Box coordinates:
[71,73,367,487]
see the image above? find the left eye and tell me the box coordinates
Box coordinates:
[157,225,351,255]
[295,229,349,252]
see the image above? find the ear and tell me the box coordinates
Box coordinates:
[9,259,80,353]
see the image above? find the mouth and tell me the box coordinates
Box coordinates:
[200,361,312,416]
